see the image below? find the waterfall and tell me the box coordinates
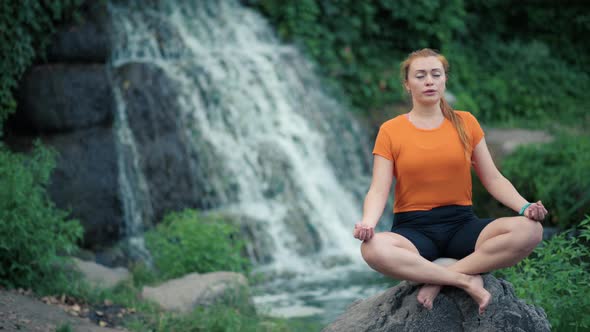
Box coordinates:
[108,0,372,277]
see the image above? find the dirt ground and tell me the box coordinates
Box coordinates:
[0,288,127,332]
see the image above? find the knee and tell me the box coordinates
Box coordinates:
[360,236,403,267]
[516,218,543,252]
[360,240,379,266]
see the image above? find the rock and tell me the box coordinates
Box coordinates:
[141,272,252,313]
[323,274,550,332]
[44,127,124,248]
[115,62,239,221]
[16,64,114,133]
[45,2,111,62]
[72,258,130,289]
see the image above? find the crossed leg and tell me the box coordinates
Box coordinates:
[360,233,491,314]
[415,216,543,309]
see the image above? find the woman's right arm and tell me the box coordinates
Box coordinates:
[354,155,394,241]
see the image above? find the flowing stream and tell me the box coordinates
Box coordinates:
[108,0,393,323]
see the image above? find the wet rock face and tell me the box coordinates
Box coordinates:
[323,274,551,332]
[115,62,238,222]
[3,2,122,250]
[16,64,114,133]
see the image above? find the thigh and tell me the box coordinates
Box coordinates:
[391,227,440,261]
[444,217,496,259]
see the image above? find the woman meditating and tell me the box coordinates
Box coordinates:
[353,48,547,314]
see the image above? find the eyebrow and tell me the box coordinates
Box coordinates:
[414,68,443,73]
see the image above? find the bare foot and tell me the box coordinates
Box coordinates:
[463,275,491,315]
[417,284,442,310]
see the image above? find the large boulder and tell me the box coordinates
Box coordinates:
[141,272,252,313]
[16,64,114,132]
[44,126,123,248]
[72,258,130,289]
[323,274,550,332]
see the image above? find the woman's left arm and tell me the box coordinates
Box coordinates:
[472,138,548,221]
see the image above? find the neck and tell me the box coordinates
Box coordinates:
[409,102,442,118]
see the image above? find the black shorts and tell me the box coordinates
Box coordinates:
[391,205,495,261]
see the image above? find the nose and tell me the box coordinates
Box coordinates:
[425,74,434,85]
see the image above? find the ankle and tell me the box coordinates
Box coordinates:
[458,274,473,289]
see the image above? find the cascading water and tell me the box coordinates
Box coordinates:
[108,0,389,322]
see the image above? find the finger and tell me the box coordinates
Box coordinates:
[536,201,548,213]
[528,208,537,220]
[360,228,367,240]
[369,228,375,239]
[365,228,373,241]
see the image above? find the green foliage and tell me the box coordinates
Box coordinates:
[501,134,590,228]
[145,209,251,280]
[251,0,590,126]
[252,0,465,111]
[55,323,73,332]
[495,216,590,331]
[0,142,83,291]
[446,39,590,125]
[0,0,83,132]
[126,303,322,332]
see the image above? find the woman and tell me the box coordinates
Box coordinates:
[353,48,547,315]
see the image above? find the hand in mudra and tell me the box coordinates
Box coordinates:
[353,223,375,242]
[524,200,548,221]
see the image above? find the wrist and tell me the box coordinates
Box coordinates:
[519,202,532,216]
[361,220,378,228]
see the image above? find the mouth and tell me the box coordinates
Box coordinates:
[423,89,437,95]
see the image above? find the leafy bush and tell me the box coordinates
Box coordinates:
[251,0,590,127]
[145,209,250,280]
[495,216,590,331]
[0,142,82,291]
[501,134,590,228]
[0,0,83,132]
[445,39,590,126]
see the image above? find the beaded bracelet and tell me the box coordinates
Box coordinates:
[519,202,532,216]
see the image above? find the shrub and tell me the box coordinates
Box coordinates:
[145,209,250,280]
[446,39,590,126]
[501,134,590,228]
[251,1,590,127]
[0,142,83,292]
[495,216,590,331]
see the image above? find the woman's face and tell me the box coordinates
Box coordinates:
[404,56,446,106]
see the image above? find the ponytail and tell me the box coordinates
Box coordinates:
[440,97,471,159]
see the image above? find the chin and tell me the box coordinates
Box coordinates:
[417,98,441,106]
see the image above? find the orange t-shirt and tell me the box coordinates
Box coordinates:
[372,111,484,213]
